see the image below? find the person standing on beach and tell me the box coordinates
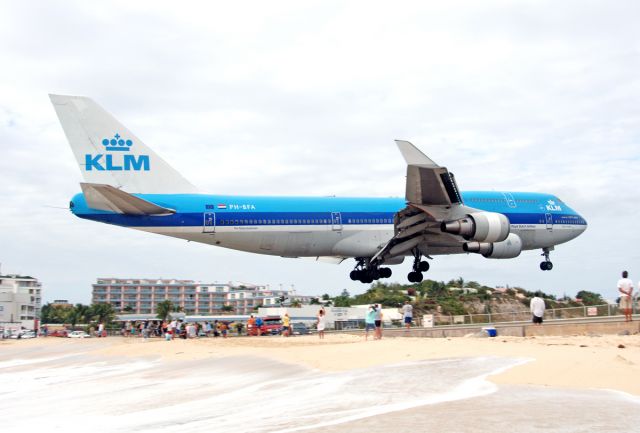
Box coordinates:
[618,271,634,322]
[530,292,545,325]
[402,301,413,330]
[317,309,326,339]
[365,306,376,340]
[282,313,291,337]
[255,316,263,336]
[374,304,383,340]
[247,315,256,336]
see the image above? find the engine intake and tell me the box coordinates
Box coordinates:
[463,233,522,259]
[441,212,510,243]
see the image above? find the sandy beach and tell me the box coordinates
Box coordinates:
[2,333,640,432]
[78,332,640,395]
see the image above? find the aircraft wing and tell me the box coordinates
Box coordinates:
[371,141,469,265]
[80,183,176,216]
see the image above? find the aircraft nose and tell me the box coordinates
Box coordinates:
[577,214,588,234]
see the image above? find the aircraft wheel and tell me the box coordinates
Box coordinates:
[350,270,358,281]
[418,261,430,272]
[407,272,416,282]
[540,261,553,271]
[380,267,392,278]
[415,272,424,282]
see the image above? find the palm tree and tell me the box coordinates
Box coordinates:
[89,303,115,324]
[66,304,91,329]
[156,300,174,321]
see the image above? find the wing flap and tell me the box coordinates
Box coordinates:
[80,183,175,216]
[396,140,463,206]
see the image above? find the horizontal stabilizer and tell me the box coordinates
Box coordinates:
[80,183,175,216]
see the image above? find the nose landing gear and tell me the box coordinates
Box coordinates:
[540,247,554,271]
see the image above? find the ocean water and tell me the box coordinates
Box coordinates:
[1,345,638,433]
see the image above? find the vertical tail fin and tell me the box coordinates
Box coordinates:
[50,94,197,194]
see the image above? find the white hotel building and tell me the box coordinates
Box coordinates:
[92,278,315,315]
[0,274,42,329]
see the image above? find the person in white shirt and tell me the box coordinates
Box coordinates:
[402,301,413,330]
[530,293,545,325]
[617,270,634,322]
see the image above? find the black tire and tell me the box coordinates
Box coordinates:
[350,270,358,280]
[418,261,430,272]
[415,272,424,282]
[546,262,553,271]
[407,272,416,282]
[381,267,392,278]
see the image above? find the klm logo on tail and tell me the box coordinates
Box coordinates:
[85,134,150,171]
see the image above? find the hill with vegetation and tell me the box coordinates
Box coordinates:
[325,279,607,320]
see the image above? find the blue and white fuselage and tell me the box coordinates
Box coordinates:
[70,191,586,258]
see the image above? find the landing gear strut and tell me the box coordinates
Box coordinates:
[350,258,392,283]
[540,247,554,271]
[407,249,429,283]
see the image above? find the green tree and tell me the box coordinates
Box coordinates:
[66,303,91,328]
[309,298,321,305]
[290,299,302,308]
[156,300,174,321]
[576,290,605,306]
[333,295,352,307]
[90,303,115,324]
[40,303,73,324]
[221,305,234,312]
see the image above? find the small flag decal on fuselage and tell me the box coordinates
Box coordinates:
[217,204,227,209]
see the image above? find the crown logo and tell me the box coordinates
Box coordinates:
[102,133,133,152]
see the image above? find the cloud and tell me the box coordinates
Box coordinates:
[1,1,639,302]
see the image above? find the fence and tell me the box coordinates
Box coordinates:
[428,303,632,327]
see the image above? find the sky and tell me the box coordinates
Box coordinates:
[1,1,639,303]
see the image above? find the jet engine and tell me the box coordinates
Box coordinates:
[441,212,510,243]
[463,233,522,259]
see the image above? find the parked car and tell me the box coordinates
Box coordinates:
[248,316,282,336]
[68,330,91,338]
[48,329,69,337]
[291,322,309,335]
[10,330,36,339]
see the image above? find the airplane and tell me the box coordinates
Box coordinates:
[50,95,587,283]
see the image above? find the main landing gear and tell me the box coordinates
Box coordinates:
[540,247,554,271]
[350,258,392,284]
[407,249,430,283]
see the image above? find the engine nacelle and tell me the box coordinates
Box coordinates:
[441,212,510,243]
[463,233,522,259]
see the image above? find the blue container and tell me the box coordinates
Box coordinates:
[486,328,497,337]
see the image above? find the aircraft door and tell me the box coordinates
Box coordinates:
[545,213,553,230]
[203,212,216,233]
[331,212,343,231]
[502,192,517,208]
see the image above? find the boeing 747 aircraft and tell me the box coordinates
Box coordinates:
[50,95,587,283]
